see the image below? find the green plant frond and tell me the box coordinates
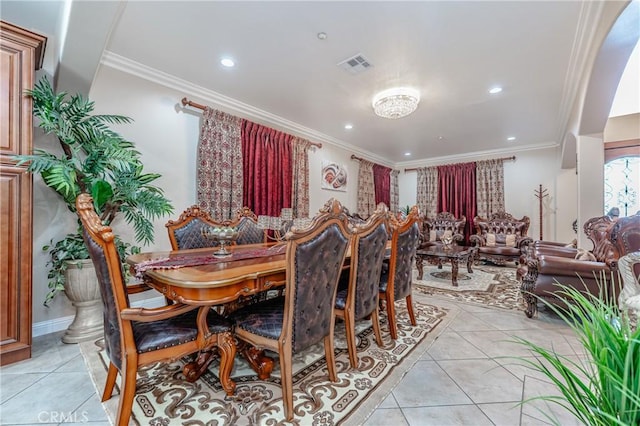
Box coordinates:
[23,76,174,305]
[122,208,155,245]
[514,280,640,425]
[41,167,80,200]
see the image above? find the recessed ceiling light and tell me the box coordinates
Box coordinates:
[507,136,516,141]
[220,58,235,67]
[317,32,327,40]
[437,136,444,141]
[404,152,411,156]
[489,87,503,94]
[344,124,353,130]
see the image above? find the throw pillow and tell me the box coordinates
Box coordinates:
[429,230,437,242]
[575,249,597,261]
[505,234,516,247]
[486,233,496,247]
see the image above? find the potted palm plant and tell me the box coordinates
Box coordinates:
[14,77,173,343]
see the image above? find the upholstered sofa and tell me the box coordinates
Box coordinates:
[418,212,466,249]
[469,212,532,265]
[520,213,640,318]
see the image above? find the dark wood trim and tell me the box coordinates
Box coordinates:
[605,139,640,163]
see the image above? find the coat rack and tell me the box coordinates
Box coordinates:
[534,184,548,240]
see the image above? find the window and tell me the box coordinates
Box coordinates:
[604,156,639,217]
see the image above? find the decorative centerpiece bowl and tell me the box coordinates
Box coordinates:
[201,226,240,257]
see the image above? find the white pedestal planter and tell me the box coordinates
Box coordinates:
[62,259,103,344]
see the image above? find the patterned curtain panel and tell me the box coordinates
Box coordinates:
[416,167,438,219]
[356,159,376,218]
[196,107,243,220]
[437,162,477,243]
[291,137,312,218]
[390,170,400,214]
[476,159,505,219]
[372,164,391,207]
[241,120,293,217]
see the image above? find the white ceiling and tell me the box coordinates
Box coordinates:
[2,1,638,163]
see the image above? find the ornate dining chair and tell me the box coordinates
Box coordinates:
[335,203,389,368]
[229,198,352,421]
[230,207,267,245]
[379,205,421,340]
[76,193,236,426]
[165,205,222,250]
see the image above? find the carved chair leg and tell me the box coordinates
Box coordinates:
[280,348,294,421]
[101,362,118,402]
[386,295,398,340]
[344,311,358,369]
[523,293,538,318]
[324,333,338,382]
[371,307,384,348]
[406,294,417,326]
[116,362,138,426]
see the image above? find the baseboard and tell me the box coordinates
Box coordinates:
[32,296,166,337]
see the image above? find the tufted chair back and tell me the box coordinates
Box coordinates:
[288,212,351,353]
[166,205,222,250]
[229,198,352,421]
[379,205,421,339]
[82,221,127,371]
[230,207,266,245]
[474,211,530,243]
[352,220,389,320]
[420,212,466,247]
[583,215,617,251]
[334,203,389,368]
[610,213,640,258]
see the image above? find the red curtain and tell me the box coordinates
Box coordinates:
[241,120,292,216]
[437,162,477,243]
[372,164,391,207]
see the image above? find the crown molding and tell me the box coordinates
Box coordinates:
[397,141,559,170]
[101,51,393,166]
[101,51,559,170]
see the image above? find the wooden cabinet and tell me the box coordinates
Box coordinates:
[0,21,46,365]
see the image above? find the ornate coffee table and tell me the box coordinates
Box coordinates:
[415,245,476,286]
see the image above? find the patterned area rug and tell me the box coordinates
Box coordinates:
[413,262,525,311]
[79,298,450,425]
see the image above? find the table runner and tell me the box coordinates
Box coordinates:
[134,243,287,278]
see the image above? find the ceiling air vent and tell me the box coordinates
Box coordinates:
[337,53,372,75]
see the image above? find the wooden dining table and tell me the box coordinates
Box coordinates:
[126,242,290,395]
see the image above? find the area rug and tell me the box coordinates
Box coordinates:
[413,262,525,311]
[80,298,451,425]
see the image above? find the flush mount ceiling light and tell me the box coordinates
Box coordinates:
[220,57,235,67]
[372,87,420,119]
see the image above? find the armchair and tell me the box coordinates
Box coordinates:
[520,214,640,318]
[229,207,266,245]
[516,215,616,280]
[470,212,532,265]
[335,203,389,368]
[166,205,222,250]
[76,194,235,425]
[228,199,351,421]
[419,212,466,249]
[379,205,421,340]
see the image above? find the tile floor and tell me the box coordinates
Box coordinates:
[0,297,586,426]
